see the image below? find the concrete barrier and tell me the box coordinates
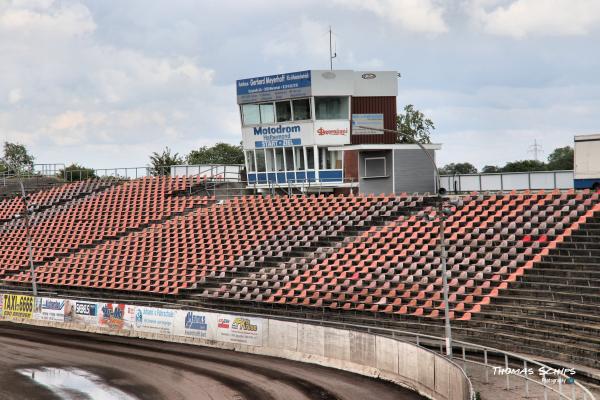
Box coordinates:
[3,315,471,400]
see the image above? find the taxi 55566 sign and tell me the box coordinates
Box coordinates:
[2,294,34,318]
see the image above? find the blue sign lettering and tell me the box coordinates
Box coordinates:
[237,71,311,103]
[185,312,208,331]
[253,125,301,136]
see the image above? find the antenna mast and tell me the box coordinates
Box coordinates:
[528,139,543,161]
[329,26,337,70]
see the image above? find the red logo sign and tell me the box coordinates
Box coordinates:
[218,318,230,329]
[317,127,347,136]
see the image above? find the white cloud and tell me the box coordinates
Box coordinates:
[334,0,448,34]
[0,0,237,166]
[0,0,95,37]
[403,84,600,168]
[470,0,600,38]
[8,88,22,104]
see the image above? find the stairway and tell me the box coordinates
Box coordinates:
[182,196,438,309]
[458,211,600,368]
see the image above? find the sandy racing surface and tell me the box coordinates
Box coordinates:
[0,322,425,400]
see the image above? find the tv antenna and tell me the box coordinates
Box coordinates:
[528,139,544,161]
[329,26,337,70]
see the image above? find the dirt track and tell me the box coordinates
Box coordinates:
[0,322,425,400]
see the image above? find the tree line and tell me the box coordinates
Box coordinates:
[438,146,574,175]
[1,104,575,180]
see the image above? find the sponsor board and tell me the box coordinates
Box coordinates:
[133,306,176,335]
[2,294,34,319]
[0,294,3,318]
[351,114,384,135]
[174,311,217,339]
[98,303,133,330]
[33,297,73,322]
[216,314,263,346]
[72,301,99,325]
[313,120,350,146]
[237,70,311,104]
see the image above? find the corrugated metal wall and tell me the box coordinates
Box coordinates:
[351,96,397,144]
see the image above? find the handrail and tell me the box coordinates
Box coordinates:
[3,287,595,399]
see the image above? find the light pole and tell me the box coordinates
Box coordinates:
[357,125,453,357]
[18,178,38,296]
[6,163,39,297]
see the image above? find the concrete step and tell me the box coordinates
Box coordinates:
[524,267,600,279]
[517,274,600,287]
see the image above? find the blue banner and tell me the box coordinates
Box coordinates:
[237,70,311,103]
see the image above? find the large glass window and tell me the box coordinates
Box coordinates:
[292,98,311,120]
[275,148,285,171]
[315,96,349,120]
[265,149,275,172]
[259,103,275,124]
[294,147,305,171]
[306,146,315,169]
[318,148,343,170]
[242,104,260,125]
[284,148,294,171]
[319,147,328,170]
[276,101,292,122]
[246,151,255,172]
[329,150,342,169]
[255,149,266,172]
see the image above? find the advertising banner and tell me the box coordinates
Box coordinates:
[242,121,314,150]
[351,114,384,135]
[314,120,350,146]
[237,70,311,104]
[33,297,73,322]
[98,303,133,330]
[72,301,100,326]
[2,294,34,319]
[173,310,217,340]
[0,293,3,318]
[132,306,176,335]
[216,314,263,346]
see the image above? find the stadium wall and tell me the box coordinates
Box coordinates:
[0,293,471,400]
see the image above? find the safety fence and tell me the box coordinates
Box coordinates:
[0,292,472,400]
[2,291,597,399]
[441,171,574,193]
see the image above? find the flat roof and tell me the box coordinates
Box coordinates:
[575,134,600,141]
[328,143,442,151]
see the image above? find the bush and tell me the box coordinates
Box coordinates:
[59,164,97,181]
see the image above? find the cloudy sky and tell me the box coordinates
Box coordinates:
[1,0,599,170]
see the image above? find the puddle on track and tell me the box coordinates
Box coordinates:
[18,367,138,400]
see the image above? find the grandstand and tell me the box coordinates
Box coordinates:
[0,176,599,392]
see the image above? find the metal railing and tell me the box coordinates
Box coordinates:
[3,286,595,400]
[1,163,66,186]
[162,302,595,400]
[61,164,246,182]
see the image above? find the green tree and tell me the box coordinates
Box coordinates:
[395,104,435,144]
[481,165,501,173]
[59,163,97,181]
[501,160,547,172]
[439,162,477,175]
[149,147,183,176]
[186,142,244,165]
[546,146,574,170]
[1,141,35,174]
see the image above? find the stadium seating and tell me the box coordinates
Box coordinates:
[1,178,598,367]
[0,178,119,223]
[0,176,208,282]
